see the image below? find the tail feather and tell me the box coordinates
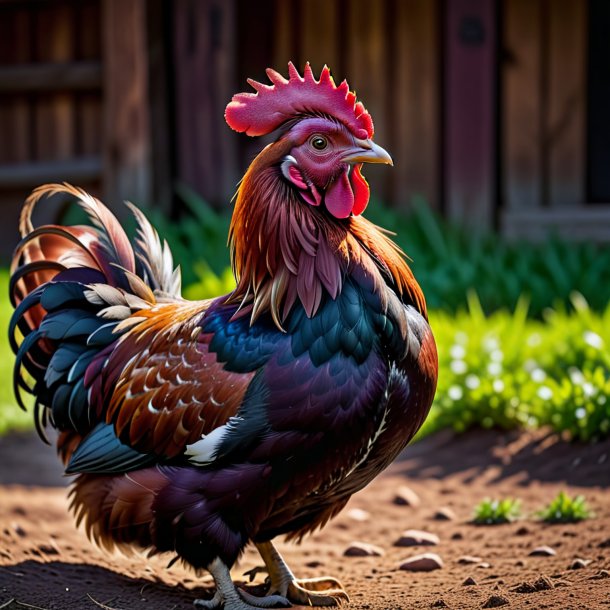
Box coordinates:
[10,183,182,447]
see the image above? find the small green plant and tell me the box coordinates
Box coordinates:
[473,498,521,525]
[537,491,592,523]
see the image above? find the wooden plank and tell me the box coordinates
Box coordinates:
[173,0,238,207]
[0,157,102,188]
[102,0,151,205]
[273,0,298,68]
[502,0,543,211]
[0,6,32,165]
[346,0,389,200]
[34,2,75,161]
[0,62,102,92]
[301,0,338,75]
[392,0,440,210]
[444,0,497,230]
[547,0,586,207]
[502,205,610,241]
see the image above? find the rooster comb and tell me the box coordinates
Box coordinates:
[225,62,374,139]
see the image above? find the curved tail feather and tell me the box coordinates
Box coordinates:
[9,184,182,447]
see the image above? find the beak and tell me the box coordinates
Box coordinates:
[343,138,393,166]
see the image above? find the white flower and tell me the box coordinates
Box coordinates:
[465,374,480,390]
[450,360,467,375]
[568,367,585,385]
[450,344,466,359]
[493,379,505,393]
[527,333,542,347]
[490,349,504,363]
[488,362,502,376]
[583,331,604,350]
[523,359,538,372]
[582,382,595,398]
[575,407,587,420]
[483,336,499,352]
[454,331,468,345]
[448,385,463,401]
[537,386,553,400]
[531,368,546,383]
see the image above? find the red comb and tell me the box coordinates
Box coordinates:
[225,62,374,139]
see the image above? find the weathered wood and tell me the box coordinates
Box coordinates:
[392,0,440,210]
[502,206,610,241]
[502,0,543,211]
[102,0,151,206]
[173,0,238,207]
[0,157,102,187]
[302,0,338,75]
[346,0,389,200]
[547,0,586,207]
[34,2,75,162]
[444,0,497,230]
[0,62,102,93]
[273,0,298,67]
[0,6,32,165]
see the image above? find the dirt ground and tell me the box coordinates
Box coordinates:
[0,428,609,610]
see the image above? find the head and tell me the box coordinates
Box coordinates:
[225,62,392,219]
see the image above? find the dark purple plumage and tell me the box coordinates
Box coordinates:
[9,65,438,609]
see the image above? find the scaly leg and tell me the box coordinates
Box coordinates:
[194,557,290,610]
[255,541,349,607]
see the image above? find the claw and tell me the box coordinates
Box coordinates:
[255,541,349,607]
[243,565,269,582]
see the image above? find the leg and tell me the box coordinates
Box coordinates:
[194,557,290,610]
[255,541,349,607]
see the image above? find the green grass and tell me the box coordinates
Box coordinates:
[0,271,32,435]
[473,497,522,525]
[143,191,610,317]
[537,491,592,523]
[421,292,610,442]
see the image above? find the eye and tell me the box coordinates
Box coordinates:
[310,135,328,151]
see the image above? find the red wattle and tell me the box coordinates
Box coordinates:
[351,164,370,215]
[324,168,354,219]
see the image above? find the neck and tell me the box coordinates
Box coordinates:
[228,146,426,329]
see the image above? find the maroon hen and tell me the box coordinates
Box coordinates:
[10,63,437,609]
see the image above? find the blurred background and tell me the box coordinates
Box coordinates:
[1,0,610,442]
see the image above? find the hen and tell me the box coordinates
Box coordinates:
[10,63,437,609]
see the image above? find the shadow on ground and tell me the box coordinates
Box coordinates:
[395,428,610,488]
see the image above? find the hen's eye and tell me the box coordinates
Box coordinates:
[310,136,328,151]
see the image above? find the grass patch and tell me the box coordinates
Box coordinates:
[421,292,610,442]
[537,491,592,523]
[473,498,521,525]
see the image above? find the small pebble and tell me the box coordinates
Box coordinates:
[458,556,483,565]
[589,569,610,580]
[394,529,440,547]
[38,543,59,556]
[476,562,492,569]
[346,508,370,522]
[431,600,448,608]
[515,560,526,567]
[463,576,478,586]
[569,558,591,570]
[433,507,456,521]
[399,553,443,572]
[515,526,529,536]
[11,523,26,537]
[343,541,384,557]
[305,560,323,568]
[451,532,464,540]
[393,486,421,507]
[482,594,510,608]
[529,545,556,557]
[598,538,610,548]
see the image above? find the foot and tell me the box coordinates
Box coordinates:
[255,541,349,607]
[195,558,291,610]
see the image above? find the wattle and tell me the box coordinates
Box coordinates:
[324,165,370,219]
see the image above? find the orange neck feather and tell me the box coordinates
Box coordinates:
[228,144,427,328]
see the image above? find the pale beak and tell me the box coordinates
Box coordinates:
[342,138,393,166]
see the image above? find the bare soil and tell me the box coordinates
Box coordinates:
[0,428,609,610]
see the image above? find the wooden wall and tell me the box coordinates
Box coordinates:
[173,0,442,212]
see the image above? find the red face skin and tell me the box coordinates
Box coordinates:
[280,118,371,219]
